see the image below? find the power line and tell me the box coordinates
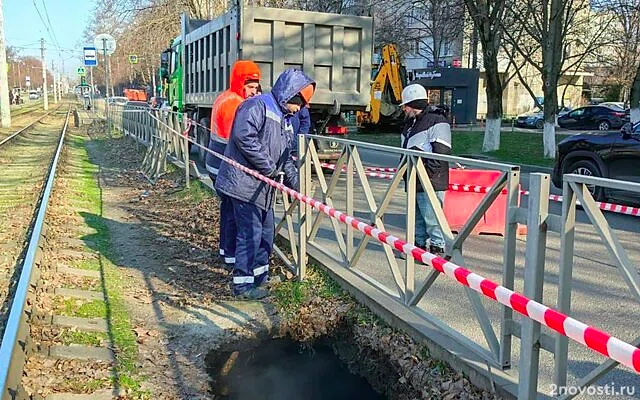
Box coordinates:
[32,0,58,49]
[41,0,60,48]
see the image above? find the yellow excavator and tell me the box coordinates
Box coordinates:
[356,44,407,130]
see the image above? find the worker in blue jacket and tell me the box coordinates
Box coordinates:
[215,68,315,299]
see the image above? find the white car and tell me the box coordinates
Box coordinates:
[107,96,129,106]
[28,90,39,100]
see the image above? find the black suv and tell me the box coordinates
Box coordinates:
[557,106,629,131]
[552,123,640,201]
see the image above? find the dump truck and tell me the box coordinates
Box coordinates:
[159,2,373,161]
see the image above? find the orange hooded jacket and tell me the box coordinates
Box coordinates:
[210,60,261,141]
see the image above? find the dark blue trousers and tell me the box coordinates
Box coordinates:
[219,194,236,263]
[231,198,274,294]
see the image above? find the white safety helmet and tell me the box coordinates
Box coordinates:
[400,84,428,106]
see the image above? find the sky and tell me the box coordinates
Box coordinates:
[4,0,95,80]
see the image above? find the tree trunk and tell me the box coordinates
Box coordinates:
[482,53,502,152]
[151,66,157,98]
[630,63,640,123]
[471,24,478,69]
[542,74,559,158]
[541,0,564,159]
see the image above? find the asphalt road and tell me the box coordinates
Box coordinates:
[290,145,640,399]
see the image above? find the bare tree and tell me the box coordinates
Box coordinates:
[463,0,508,151]
[599,0,640,121]
[293,0,370,14]
[399,0,465,66]
[631,63,640,123]
[503,0,613,158]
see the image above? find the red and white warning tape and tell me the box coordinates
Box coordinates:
[152,112,640,374]
[143,115,640,217]
[319,161,640,218]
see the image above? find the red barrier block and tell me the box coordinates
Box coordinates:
[444,169,526,236]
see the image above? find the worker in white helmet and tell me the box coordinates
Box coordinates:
[399,84,452,257]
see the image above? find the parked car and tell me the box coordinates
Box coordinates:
[552,124,640,200]
[107,96,129,106]
[28,90,39,100]
[515,106,572,129]
[557,106,629,131]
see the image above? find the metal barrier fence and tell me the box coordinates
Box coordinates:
[106,107,639,399]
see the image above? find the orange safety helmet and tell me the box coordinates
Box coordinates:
[299,83,315,105]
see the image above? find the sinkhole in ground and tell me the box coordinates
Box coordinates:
[206,337,385,400]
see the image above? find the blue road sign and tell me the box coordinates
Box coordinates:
[84,47,98,67]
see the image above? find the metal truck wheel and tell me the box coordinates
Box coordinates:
[198,117,210,162]
[566,159,604,201]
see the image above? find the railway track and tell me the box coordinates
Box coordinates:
[0,104,57,144]
[0,106,70,398]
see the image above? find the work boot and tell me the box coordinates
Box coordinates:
[429,245,446,258]
[235,287,269,300]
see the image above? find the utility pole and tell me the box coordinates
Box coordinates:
[90,67,94,112]
[51,61,58,104]
[151,65,156,98]
[17,62,22,92]
[0,0,12,127]
[109,55,114,97]
[103,38,110,135]
[40,38,48,111]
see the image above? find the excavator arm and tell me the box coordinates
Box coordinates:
[369,44,404,124]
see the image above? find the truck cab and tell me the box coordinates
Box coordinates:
[160,38,183,113]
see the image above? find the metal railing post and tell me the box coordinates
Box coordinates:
[297,134,309,281]
[500,167,520,369]
[405,156,417,304]
[518,173,550,399]
[346,145,354,261]
[183,124,190,189]
[554,178,577,389]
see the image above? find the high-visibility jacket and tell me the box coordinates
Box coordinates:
[205,60,261,175]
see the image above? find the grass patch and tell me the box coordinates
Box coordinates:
[60,132,149,398]
[172,178,212,203]
[346,131,562,167]
[54,297,107,319]
[63,377,110,393]
[451,131,561,167]
[62,277,100,291]
[272,266,346,318]
[71,258,101,271]
[60,330,107,346]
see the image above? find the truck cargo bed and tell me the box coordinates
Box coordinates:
[182,5,373,111]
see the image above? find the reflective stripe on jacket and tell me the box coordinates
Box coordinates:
[401,111,452,192]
